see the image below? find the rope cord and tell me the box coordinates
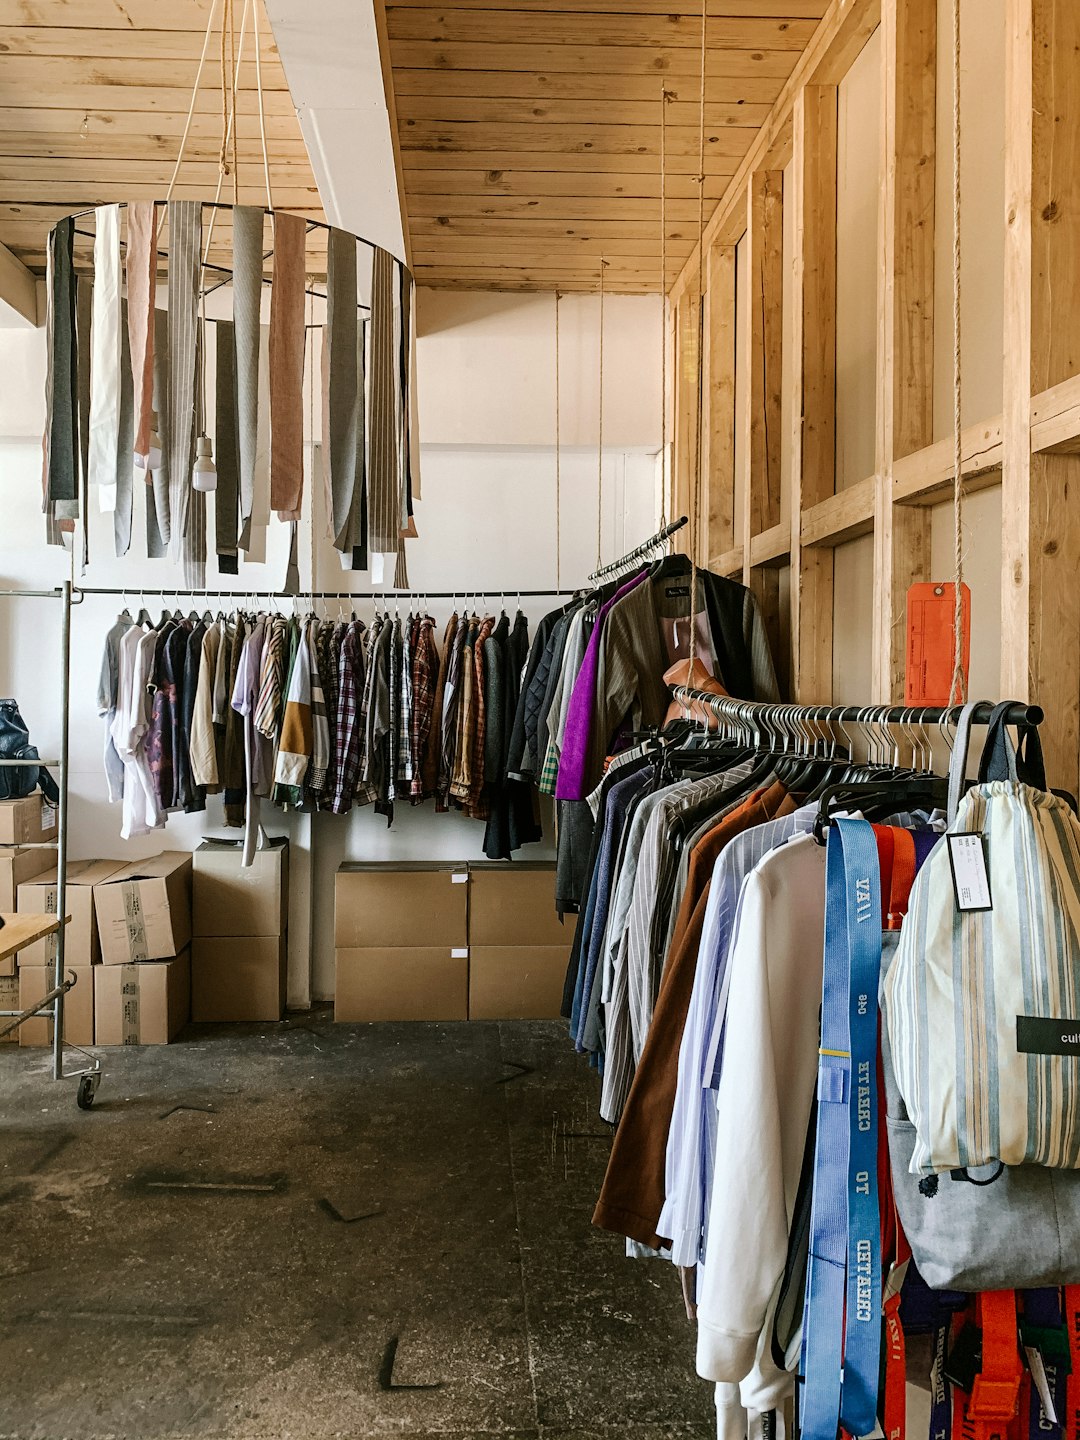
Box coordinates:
[167,0,220,202]
[688,0,708,667]
[202,0,251,270]
[948,0,966,706]
[554,290,562,590]
[597,258,607,570]
[253,0,274,210]
[660,84,670,533]
[219,0,231,178]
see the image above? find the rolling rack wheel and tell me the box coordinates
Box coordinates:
[76,1073,101,1111]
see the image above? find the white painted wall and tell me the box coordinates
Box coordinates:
[0,288,661,1005]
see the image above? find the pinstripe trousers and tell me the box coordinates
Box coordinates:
[166,200,205,587]
[147,306,170,556]
[233,206,263,549]
[326,226,359,552]
[367,246,400,559]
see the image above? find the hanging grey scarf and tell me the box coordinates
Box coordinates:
[233,205,264,548]
[215,317,240,573]
[166,200,205,587]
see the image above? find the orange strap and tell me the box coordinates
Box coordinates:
[887,827,917,931]
[968,1291,1022,1440]
[883,1290,907,1440]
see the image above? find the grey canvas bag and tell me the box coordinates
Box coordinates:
[881,931,1080,1291]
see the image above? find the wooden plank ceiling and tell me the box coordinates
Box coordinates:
[0,0,325,277]
[384,0,828,292]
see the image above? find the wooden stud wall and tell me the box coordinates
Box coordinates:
[669,0,1080,793]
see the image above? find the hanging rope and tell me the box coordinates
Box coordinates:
[948,0,966,706]
[554,289,562,590]
[202,0,251,269]
[167,0,220,201]
[596,258,607,571]
[659,84,671,533]
[688,0,708,667]
[253,0,274,210]
[219,0,232,180]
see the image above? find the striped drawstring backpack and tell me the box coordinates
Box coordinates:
[884,702,1080,1175]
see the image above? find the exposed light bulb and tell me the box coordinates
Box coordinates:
[192,433,217,492]
[136,409,163,472]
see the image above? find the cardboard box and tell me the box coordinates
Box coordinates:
[0,847,54,912]
[16,859,125,968]
[0,974,18,1041]
[335,865,468,950]
[469,945,573,1021]
[0,794,58,846]
[192,935,286,1022]
[468,864,576,948]
[335,946,469,1022]
[94,852,192,964]
[193,838,289,937]
[94,950,190,1045]
[18,964,94,1047]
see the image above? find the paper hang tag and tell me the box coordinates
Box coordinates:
[1025,1347,1059,1427]
[451,873,467,884]
[905,581,971,705]
[41,802,57,830]
[947,834,993,912]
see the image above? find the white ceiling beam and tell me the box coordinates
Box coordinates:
[0,240,40,327]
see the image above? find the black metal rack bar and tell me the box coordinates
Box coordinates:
[668,687,1043,730]
[588,514,688,582]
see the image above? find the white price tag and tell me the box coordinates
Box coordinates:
[947,834,993,912]
[451,948,469,959]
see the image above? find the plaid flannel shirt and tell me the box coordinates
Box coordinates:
[355,615,382,806]
[331,621,365,814]
[410,615,438,801]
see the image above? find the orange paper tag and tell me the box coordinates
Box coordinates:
[905,582,971,705]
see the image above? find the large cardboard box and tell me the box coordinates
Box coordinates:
[335,865,468,950]
[193,838,289,937]
[94,950,190,1045]
[18,964,94,1047]
[94,852,192,964]
[192,935,286,1022]
[0,975,18,1041]
[335,946,469,1022]
[469,946,572,1021]
[0,794,58,846]
[0,847,54,912]
[16,859,125,968]
[468,863,575,948]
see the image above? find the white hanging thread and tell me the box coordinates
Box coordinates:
[948,0,966,706]
[688,0,708,668]
[554,290,562,591]
[596,259,607,571]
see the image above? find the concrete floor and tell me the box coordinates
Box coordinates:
[0,1015,715,1440]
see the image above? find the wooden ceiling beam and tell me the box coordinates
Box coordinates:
[385,11,818,50]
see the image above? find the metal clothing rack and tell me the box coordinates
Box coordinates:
[71,586,581,605]
[667,687,1043,754]
[588,515,688,583]
[0,581,102,1109]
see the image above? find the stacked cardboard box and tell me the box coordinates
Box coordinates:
[335,864,470,1021]
[191,838,288,1022]
[92,852,192,1044]
[0,794,59,847]
[0,848,55,976]
[16,858,124,1047]
[468,864,577,1021]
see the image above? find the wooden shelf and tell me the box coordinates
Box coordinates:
[1031,375,1080,456]
[0,912,65,966]
[748,522,791,567]
[800,477,876,547]
[892,418,1003,505]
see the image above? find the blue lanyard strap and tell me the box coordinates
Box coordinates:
[800,818,883,1440]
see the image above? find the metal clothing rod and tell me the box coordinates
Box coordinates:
[669,687,1043,730]
[64,201,381,250]
[588,514,689,582]
[72,586,580,602]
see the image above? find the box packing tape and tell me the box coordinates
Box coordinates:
[121,883,148,962]
[120,964,141,1046]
